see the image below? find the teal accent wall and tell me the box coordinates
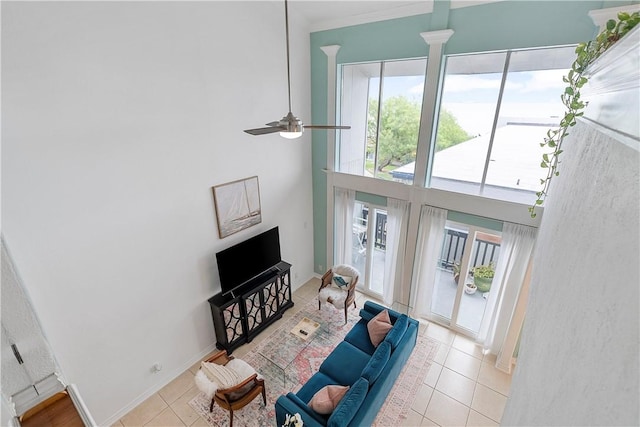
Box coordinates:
[356,191,387,207]
[310,1,631,274]
[447,211,503,233]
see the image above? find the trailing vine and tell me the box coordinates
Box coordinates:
[529,11,640,218]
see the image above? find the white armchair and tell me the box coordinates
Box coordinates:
[194,350,266,427]
[317,264,360,324]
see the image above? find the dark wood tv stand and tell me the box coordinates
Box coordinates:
[208,261,293,353]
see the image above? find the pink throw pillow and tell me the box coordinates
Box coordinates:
[367,309,393,347]
[308,385,350,414]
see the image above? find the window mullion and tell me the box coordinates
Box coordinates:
[373,62,385,179]
[480,51,511,194]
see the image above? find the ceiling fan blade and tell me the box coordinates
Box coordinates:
[244,126,284,135]
[304,125,352,130]
[265,121,281,127]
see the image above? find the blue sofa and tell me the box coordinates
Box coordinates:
[275,301,418,427]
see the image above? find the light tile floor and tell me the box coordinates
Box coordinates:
[113,278,512,427]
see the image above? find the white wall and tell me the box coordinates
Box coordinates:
[501,121,639,424]
[1,1,315,424]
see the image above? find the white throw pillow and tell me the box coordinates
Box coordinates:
[200,361,241,389]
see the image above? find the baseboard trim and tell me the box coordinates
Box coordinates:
[67,384,97,426]
[99,343,218,427]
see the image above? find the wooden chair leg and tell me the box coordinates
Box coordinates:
[209,398,214,412]
[229,409,234,427]
[261,386,267,405]
[344,307,348,324]
[318,300,321,310]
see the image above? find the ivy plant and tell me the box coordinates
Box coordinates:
[529,11,640,218]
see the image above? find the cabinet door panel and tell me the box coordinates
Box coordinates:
[277,273,291,306]
[263,281,279,319]
[244,291,263,334]
[223,301,244,345]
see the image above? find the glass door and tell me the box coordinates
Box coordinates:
[430,221,502,337]
[351,202,387,297]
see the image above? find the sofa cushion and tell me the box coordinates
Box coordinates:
[361,341,391,384]
[384,314,409,350]
[327,377,369,427]
[319,341,371,386]
[367,309,393,347]
[297,371,340,403]
[308,385,350,414]
[344,319,376,355]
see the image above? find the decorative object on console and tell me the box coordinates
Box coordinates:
[212,176,261,238]
[318,264,360,324]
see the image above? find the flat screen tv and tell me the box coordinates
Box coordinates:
[216,226,281,297]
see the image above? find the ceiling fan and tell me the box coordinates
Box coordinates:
[244,0,350,139]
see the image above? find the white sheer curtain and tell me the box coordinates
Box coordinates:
[478,222,537,355]
[410,205,447,318]
[333,187,355,265]
[382,198,409,305]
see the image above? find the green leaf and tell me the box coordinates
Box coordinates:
[548,140,557,147]
[540,161,548,168]
[606,19,616,30]
[618,12,630,21]
[564,87,574,95]
[542,153,549,162]
[536,199,544,205]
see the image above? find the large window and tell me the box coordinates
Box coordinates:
[431,222,502,335]
[339,58,427,184]
[351,202,387,297]
[431,45,575,204]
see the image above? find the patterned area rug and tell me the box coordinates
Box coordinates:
[189,298,439,427]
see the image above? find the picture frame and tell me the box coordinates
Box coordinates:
[212,176,262,238]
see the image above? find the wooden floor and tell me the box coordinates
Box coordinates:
[20,392,84,427]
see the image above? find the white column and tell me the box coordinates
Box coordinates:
[320,44,340,270]
[399,30,453,307]
[320,45,341,171]
[414,29,454,187]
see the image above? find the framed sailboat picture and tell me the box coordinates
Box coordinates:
[212,176,262,238]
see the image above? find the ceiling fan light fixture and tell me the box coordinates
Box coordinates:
[280,130,303,139]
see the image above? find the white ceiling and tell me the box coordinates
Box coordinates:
[288,1,429,31]
[286,0,505,32]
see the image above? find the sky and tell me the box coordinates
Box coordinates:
[372,67,568,136]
